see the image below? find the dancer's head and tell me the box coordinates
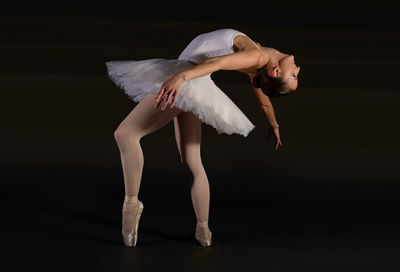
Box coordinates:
[253,55,300,98]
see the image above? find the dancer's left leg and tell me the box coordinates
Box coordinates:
[174,112,212,245]
[174,112,210,222]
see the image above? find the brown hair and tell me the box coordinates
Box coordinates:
[252,66,294,98]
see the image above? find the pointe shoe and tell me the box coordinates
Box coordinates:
[195,221,212,247]
[122,198,144,247]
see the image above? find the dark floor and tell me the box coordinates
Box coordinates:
[3,164,400,271]
[2,14,400,271]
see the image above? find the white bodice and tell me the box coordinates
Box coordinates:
[177,29,249,64]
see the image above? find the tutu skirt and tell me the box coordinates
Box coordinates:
[105,58,255,137]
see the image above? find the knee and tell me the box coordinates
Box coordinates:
[114,125,141,145]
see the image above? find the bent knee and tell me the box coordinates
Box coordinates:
[114,125,141,143]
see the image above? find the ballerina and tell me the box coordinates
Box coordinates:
[106,28,300,247]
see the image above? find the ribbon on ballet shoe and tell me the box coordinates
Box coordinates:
[123,195,141,212]
[195,221,212,246]
[124,195,139,203]
[197,221,208,227]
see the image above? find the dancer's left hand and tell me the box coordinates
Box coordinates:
[155,73,186,110]
[268,125,282,151]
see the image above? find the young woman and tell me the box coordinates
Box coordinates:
[106,28,301,248]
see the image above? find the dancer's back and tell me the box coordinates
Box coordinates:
[178,29,247,64]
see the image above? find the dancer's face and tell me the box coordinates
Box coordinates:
[278,55,300,91]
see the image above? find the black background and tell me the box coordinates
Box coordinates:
[2,1,400,271]
[2,0,400,30]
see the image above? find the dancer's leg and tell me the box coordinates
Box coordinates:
[174,112,210,223]
[114,93,182,246]
[173,116,182,163]
[114,93,183,197]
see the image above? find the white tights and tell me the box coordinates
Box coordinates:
[114,93,210,224]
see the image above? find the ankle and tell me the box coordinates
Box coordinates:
[123,195,140,210]
[197,221,209,227]
[124,195,139,202]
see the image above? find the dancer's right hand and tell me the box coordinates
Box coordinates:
[155,73,186,111]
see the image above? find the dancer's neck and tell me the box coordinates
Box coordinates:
[262,47,289,69]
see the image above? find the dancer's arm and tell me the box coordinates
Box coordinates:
[251,78,282,151]
[180,48,264,81]
[252,85,279,128]
[155,49,264,110]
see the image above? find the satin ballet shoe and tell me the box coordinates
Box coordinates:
[122,197,144,247]
[195,221,212,247]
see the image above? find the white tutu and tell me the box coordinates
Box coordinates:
[106,58,255,137]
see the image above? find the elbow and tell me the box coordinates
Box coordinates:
[203,56,220,64]
[209,56,224,67]
[202,57,223,71]
[259,103,272,110]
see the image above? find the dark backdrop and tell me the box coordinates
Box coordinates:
[1,0,399,30]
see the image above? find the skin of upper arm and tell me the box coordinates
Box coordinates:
[250,76,272,108]
[211,48,264,71]
[252,83,279,127]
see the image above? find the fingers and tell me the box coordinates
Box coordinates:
[155,87,166,103]
[274,139,282,151]
[154,91,165,109]
[170,93,178,108]
[162,90,174,110]
[154,88,166,109]
[155,86,171,109]
[275,142,279,151]
[155,87,178,111]
[155,97,164,109]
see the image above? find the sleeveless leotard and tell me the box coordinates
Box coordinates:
[105,29,256,137]
[178,29,255,63]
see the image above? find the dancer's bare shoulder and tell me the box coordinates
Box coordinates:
[233,35,270,78]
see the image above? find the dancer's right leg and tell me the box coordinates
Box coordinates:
[114,93,182,246]
[114,93,183,197]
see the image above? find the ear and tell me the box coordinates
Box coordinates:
[267,66,280,78]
